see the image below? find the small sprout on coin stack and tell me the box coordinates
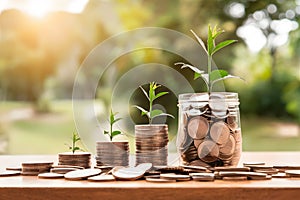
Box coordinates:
[133,82,174,124]
[65,131,84,154]
[175,24,243,94]
[103,109,122,141]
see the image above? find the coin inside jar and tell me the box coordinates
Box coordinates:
[197,139,219,163]
[219,135,236,160]
[187,116,209,140]
[210,121,230,145]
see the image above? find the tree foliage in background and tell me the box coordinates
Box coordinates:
[0,0,299,121]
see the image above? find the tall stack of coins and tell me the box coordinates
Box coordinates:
[58,152,91,168]
[135,124,168,166]
[95,141,129,166]
[177,92,242,167]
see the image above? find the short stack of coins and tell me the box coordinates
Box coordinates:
[58,152,91,168]
[22,161,53,176]
[178,93,242,167]
[95,141,129,166]
[135,124,168,166]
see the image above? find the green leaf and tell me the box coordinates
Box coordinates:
[109,109,115,125]
[211,75,244,88]
[212,40,237,55]
[210,70,229,82]
[190,29,207,53]
[175,62,205,74]
[103,130,109,135]
[73,147,80,151]
[133,105,149,117]
[112,130,121,137]
[154,91,168,101]
[113,117,122,124]
[152,113,175,119]
[194,72,201,80]
[149,109,163,118]
[207,24,214,56]
[139,86,150,101]
[149,82,158,102]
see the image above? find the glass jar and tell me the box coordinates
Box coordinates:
[177,92,242,167]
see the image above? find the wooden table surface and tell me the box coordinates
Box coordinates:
[1,152,300,200]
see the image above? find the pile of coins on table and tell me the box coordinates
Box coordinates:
[178,93,242,167]
[135,125,168,166]
[95,141,129,166]
[21,161,53,176]
[3,161,300,182]
[58,152,91,168]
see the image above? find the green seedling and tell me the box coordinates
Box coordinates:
[134,82,174,124]
[103,109,122,141]
[65,131,84,154]
[176,24,243,94]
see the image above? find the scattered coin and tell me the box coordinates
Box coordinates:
[6,167,22,171]
[88,174,115,182]
[51,165,84,169]
[112,166,145,181]
[273,165,300,172]
[64,169,101,180]
[272,173,290,178]
[145,177,176,183]
[285,170,300,177]
[212,167,250,172]
[50,167,79,174]
[222,176,247,181]
[38,173,65,179]
[191,173,214,181]
[249,175,272,180]
[0,170,21,177]
[160,173,191,181]
[253,168,279,175]
[243,162,265,167]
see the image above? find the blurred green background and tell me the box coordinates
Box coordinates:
[0,0,299,154]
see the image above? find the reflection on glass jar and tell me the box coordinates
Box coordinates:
[177,92,242,167]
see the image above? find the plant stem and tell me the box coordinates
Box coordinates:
[208,55,212,94]
[110,121,113,141]
[149,99,152,124]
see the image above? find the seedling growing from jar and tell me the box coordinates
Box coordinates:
[133,82,174,124]
[103,109,122,141]
[175,24,242,94]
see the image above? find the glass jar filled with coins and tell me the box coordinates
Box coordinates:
[177,92,242,167]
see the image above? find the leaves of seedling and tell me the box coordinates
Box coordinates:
[103,109,123,141]
[133,105,149,117]
[134,82,174,124]
[112,130,121,137]
[212,40,237,55]
[180,25,242,93]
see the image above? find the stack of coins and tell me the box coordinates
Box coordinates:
[179,93,242,167]
[22,161,53,176]
[95,141,129,166]
[135,125,168,166]
[58,152,91,168]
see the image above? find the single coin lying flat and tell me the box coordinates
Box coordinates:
[191,173,214,181]
[6,167,22,171]
[51,168,79,174]
[87,174,115,182]
[38,173,65,179]
[212,167,250,172]
[160,173,191,181]
[64,169,101,180]
[0,170,21,177]
[145,177,176,183]
[223,176,248,181]
[112,167,145,181]
[285,170,300,177]
[51,165,84,169]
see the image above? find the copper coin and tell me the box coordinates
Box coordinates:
[210,121,230,145]
[197,139,219,163]
[187,116,209,139]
